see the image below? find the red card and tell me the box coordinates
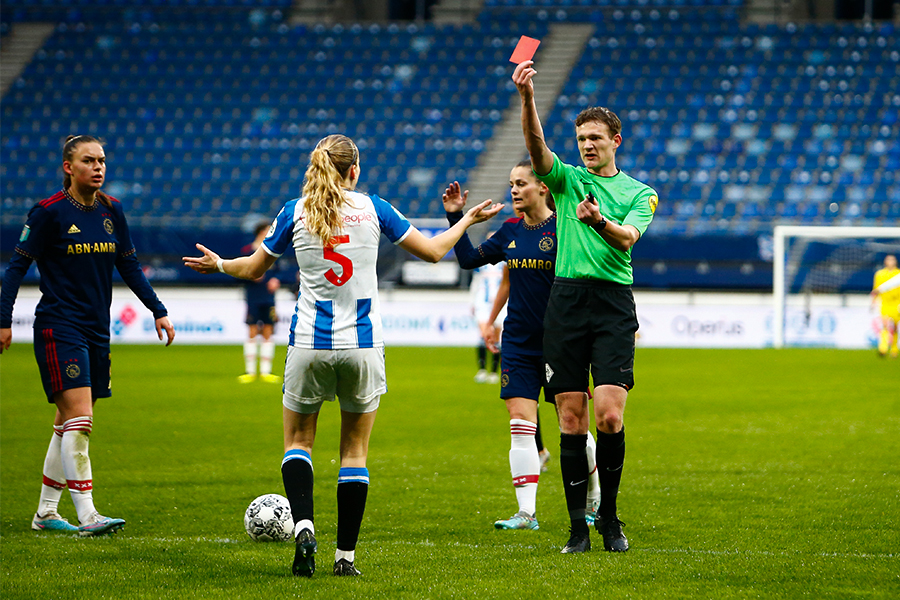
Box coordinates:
[509,36,541,64]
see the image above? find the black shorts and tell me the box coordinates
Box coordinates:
[246,302,277,326]
[33,326,111,402]
[542,277,638,393]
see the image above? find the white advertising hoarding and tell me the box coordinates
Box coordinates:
[6,288,882,349]
[635,305,881,349]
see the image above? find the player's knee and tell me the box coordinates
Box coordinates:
[557,410,587,435]
[596,410,623,434]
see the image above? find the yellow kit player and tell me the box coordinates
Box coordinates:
[872,254,900,358]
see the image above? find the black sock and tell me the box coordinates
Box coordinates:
[477,345,487,369]
[281,450,314,527]
[559,433,589,535]
[336,467,369,552]
[596,427,625,519]
[490,351,500,373]
[534,410,544,453]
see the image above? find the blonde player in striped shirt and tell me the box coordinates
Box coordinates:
[186,134,502,577]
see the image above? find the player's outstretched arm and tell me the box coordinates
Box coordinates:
[512,60,553,176]
[401,199,504,263]
[184,243,277,280]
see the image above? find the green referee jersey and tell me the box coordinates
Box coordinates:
[536,153,658,284]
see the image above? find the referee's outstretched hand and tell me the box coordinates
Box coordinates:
[512,60,536,99]
[183,243,221,274]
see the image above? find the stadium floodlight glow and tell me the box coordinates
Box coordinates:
[772,225,900,348]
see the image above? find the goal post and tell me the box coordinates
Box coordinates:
[772,225,900,348]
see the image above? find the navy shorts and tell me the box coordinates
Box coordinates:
[499,352,548,402]
[246,302,277,326]
[33,327,111,403]
[542,278,638,392]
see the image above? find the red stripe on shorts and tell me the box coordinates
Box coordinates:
[42,329,63,392]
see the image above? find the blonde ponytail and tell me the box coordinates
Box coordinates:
[302,134,359,246]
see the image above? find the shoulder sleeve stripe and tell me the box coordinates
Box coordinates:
[39,193,65,207]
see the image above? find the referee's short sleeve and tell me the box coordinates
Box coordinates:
[623,189,657,237]
[534,153,571,196]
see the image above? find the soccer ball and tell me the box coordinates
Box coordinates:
[244,494,294,542]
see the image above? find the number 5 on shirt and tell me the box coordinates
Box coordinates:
[324,235,353,286]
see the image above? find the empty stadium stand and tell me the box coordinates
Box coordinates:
[1,2,897,288]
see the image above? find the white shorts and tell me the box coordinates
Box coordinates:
[282,346,386,415]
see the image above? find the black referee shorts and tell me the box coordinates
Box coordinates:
[543,277,638,393]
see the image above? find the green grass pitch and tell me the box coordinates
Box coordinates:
[1,344,898,599]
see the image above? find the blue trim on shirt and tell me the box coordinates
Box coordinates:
[289,301,299,347]
[356,298,373,348]
[263,199,299,257]
[313,300,334,349]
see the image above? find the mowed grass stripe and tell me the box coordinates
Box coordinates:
[2,344,898,599]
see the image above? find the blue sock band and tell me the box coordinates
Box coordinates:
[337,467,369,485]
[282,449,312,468]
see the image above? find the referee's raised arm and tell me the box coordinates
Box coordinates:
[512,60,553,176]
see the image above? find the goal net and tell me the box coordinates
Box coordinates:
[772,226,900,348]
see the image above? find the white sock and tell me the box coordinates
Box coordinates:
[36,425,66,517]
[295,519,314,537]
[244,340,259,375]
[335,549,355,563]
[260,341,275,376]
[586,430,600,503]
[509,419,540,516]
[61,416,97,524]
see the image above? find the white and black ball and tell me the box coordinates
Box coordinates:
[244,494,293,542]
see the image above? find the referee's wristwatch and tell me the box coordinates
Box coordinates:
[591,216,608,235]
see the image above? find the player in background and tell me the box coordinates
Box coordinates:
[185,134,502,578]
[470,258,505,384]
[239,221,282,383]
[871,254,900,358]
[484,265,551,471]
[0,135,175,536]
[444,162,600,530]
[483,256,601,512]
[514,60,657,553]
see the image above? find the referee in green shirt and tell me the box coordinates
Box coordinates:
[513,59,658,555]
